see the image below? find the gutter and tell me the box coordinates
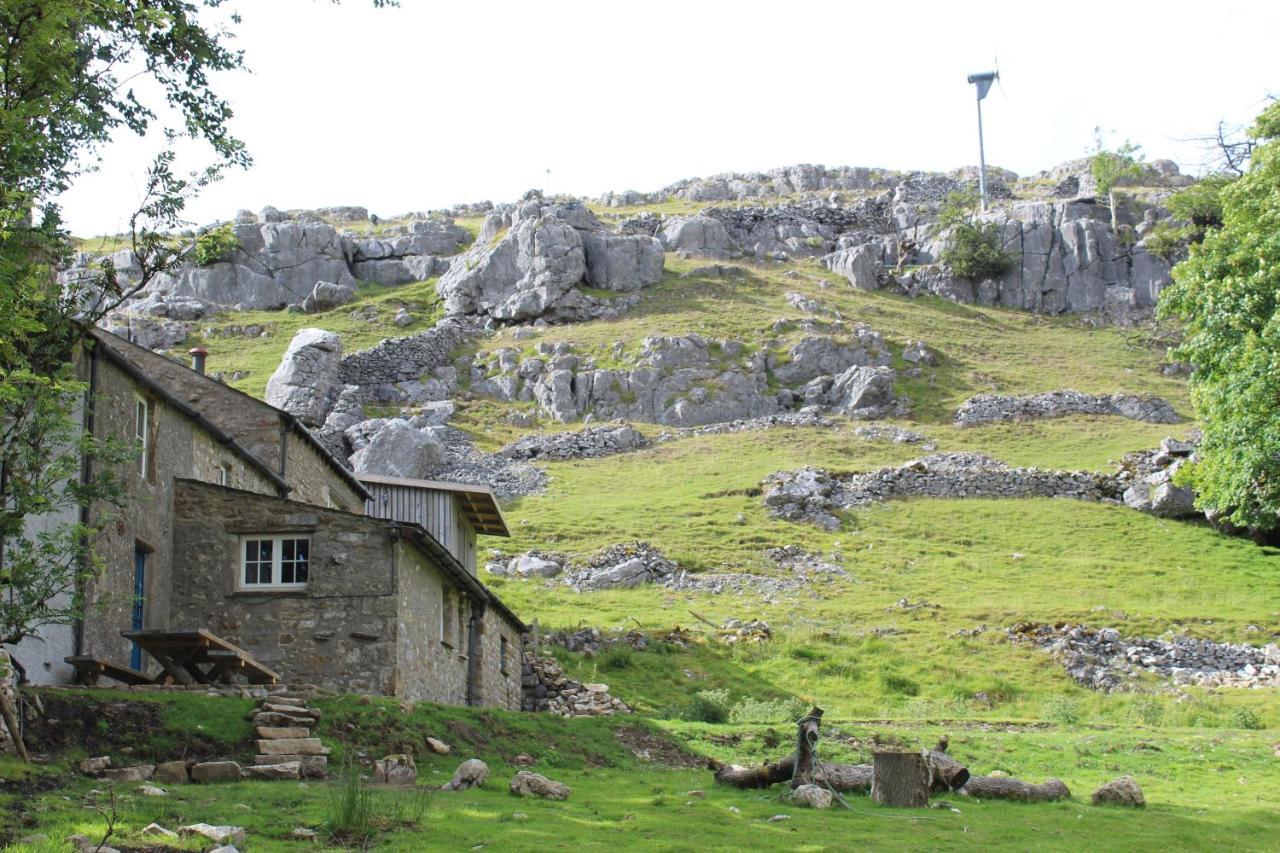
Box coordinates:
[73,340,100,658]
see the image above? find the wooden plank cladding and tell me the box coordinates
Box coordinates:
[358,475,509,575]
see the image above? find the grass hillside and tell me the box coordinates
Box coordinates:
[28,235,1275,850]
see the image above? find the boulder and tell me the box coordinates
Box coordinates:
[1091,775,1145,807]
[255,737,328,756]
[825,243,882,291]
[442,758,489,791]
[265,328,343,427]
[153,760,189,784]
[437,215,586,320]
[190,761,242,783]
[179,824,247,846]
[658,216,733,259]
[426,737,452,755]
[583,233,664,291]
[902,340,937,366]
[509,554,562,578]
[100,765,154,783]
[142,823,178,839]
[509,771,571,800]
[372,754,417,785]
[827,366,896,419]
[301,280,356,313]
[1148,482,1197,518]
[790,784,834,808]
[346,419,445,479]
[79,756,111,775]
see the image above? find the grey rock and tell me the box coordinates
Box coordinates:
[509,771,571,800]
[509,554,562,579]
[372,754,417,785]
[956,390,1178,427]
[190,761,242,784]
[443,758,489,791]
[824,243,883,290]
[346,419,445,479]
[498,424,646,461]
[265,328,343,428]
[826,365,896,419]
[902,340,937,365]
[790,784,833,808]
[583,233,664,292]
[1149,482,1197,518]
[658,216,733,259]
[301,280,355,313]
[100,765,154,783]
[1092,775,1145,807]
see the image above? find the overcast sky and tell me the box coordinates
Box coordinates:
[59,0,1278,236]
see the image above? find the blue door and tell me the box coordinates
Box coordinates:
[131,546,146,670]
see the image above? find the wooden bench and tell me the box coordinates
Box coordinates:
[64,655,152,687]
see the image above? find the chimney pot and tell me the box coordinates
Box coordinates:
[189,347,209,374]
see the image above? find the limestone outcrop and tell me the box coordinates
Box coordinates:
[955,390,1178,427]
[265,328,343,427]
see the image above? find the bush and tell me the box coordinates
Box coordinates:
[878,670,920,697]
[728,696,806,724]
[193,224,241,266]
[1042,696,1081,725]
[683,689,731,724]
[598,646,634,671]
[937,191,1012,281]
[1230,707,1262,730]
[1129,695,1165,727]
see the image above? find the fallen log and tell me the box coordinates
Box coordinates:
[959,775,1071,801]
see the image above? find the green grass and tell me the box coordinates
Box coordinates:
[5,692,1278,852]
[188,279,444,398]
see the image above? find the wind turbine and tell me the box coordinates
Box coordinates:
[966,69,999,211]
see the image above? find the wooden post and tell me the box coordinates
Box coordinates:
[871,751,930,808]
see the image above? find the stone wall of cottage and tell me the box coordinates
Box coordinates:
[82,357,277,671]
[169,479,522,705]
[171,479,399,694]
[394,541,469,704]
[475,606,524,710]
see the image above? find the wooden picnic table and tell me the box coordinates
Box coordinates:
[119,629,280,686]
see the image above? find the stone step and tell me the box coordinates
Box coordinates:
[252,711,315,727]
[260,702,319,718]
[264,695,306,706]
[257,754,327,779]
[256,725,311,740]
[256,737,329,756]
[243,761,301,780]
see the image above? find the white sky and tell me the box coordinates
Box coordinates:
[60,0,1278,236]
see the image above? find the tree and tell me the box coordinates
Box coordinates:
[1158,102,1280,534]
[1,2,389,669]
[1090,129,1145,232]
[937,190,1012,282]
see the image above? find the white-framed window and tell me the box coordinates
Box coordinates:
[217,464,229,486]
[134,395,151,479]
[239,535,310,590]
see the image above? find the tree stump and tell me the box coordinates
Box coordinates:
[871,751,930,808]
[790,708,823,789]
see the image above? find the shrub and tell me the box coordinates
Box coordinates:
[683,689,731,724]
[878,670,920,697]
[728,696,806,724]
[1129,695,1165,727]
[937,191,1012,281]
[1042,696,1081,725]
[1230,707,1262,730]
[598,645,634,671]
[192,224,241,266]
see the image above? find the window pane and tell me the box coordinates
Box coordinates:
[283,540,294,561]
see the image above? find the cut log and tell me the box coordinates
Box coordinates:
[871,751,930,808]
[960,775,1071,801]
[924,749,971,793]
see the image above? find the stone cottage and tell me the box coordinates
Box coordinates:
[5,329,525,709]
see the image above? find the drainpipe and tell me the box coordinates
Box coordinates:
[277,419,289,480]
[74,341,100,658]
[465,600,485,707]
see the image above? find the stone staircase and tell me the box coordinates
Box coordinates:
[249,692,329,778]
